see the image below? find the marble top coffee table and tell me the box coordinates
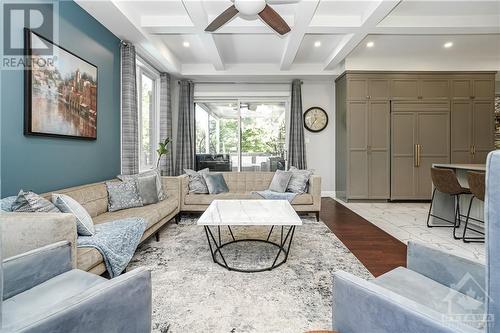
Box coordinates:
[198,200,303,273]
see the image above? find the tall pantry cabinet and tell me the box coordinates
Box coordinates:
[335,71,496,201]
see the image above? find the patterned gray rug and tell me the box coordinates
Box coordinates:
[128,215,372,333]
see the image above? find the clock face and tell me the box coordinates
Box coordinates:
[304,107,328,132]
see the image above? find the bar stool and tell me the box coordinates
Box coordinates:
[426,167,471,239]
[462,171,486,243]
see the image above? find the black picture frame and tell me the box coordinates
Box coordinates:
[303,107,328,133]
[24,28,98,140]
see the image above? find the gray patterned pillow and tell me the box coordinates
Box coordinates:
[1,196,17,212]
[287,166,314,194]
[118,168,166,201]
[11,190,60,213]
[184,168,209,193]
[106,180,143,212]
[202,173,229,194]
[52,193,95,236]
[269,170,293,193]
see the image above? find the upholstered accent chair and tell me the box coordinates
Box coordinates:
[332,150,500,333]
[1,241,152,332]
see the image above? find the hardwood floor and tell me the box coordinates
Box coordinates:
[319,197,407,277]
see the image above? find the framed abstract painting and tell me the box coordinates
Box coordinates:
[24,28,98,140]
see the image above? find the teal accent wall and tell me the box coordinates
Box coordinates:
[1,1,121,196]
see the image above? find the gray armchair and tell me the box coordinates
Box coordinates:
[1,240,152,332]
[332,150,500,333]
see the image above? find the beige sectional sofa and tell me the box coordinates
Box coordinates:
[2,177,180,276]
[180,172,321,220]
[2,172,321,276]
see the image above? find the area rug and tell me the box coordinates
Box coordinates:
[128,215,372,333]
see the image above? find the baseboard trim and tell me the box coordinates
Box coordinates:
[321,191,335,198]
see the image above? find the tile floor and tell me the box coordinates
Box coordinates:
[334,199,485,263]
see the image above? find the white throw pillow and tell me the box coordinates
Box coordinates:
[52,193,95,236]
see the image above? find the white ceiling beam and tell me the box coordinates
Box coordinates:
[181,0,225,71]
[323,0,401,70]
[372,26,500,35]
[75,0,181,74]
[280,0,320,70]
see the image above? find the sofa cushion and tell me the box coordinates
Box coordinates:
[153,197,179,218]
[268,170,292,193]
[93,205,160,229]
[3,269,106,329]
[118,168,166,201]
[184,168,209,193]
[184,193,260,205]
[77,247,104,271]
[287,166,314,194]
[52,193,95,236]
[106,180,143,212]
[43,182,109,218]
[12,190,60,213]
[184,192,313,206]
[203,173,229,194]
[222,172,274,192]
[291,193,313,205]
[134,174,159,205]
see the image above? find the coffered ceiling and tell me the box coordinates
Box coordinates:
[76,0,500,79]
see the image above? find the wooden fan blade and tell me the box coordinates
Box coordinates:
[258,4,291,35]
[205,5,239,32]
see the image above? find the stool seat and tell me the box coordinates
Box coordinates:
[427,167,470,239]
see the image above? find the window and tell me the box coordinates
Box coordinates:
[137,60,159,171]
[195,100,287,172]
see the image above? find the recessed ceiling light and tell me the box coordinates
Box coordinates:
[314,41,321,48]
[366,41,374,48]
[183,41,190,48]
[444,42,453,48]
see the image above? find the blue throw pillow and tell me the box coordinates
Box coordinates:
[202,173,229,194]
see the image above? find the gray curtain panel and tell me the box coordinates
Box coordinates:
[175,80,196,175]
[288,79,307,169]
[120,42,139,175]
[159,73,174,176]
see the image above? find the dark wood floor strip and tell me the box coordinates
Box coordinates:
[319,197,407,277]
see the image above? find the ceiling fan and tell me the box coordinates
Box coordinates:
[205,0,295,35]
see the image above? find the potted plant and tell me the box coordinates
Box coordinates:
[156,137,171,170]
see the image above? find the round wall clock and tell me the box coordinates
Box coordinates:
[303,107,328,133]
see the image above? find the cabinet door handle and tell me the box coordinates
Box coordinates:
[417,144,422,167]
[472,145,476,155]
[366,95,370,100]
[414,144,419,167]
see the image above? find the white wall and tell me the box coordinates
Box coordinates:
[301,80,336,193]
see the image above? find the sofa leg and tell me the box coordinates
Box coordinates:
[155,232,160,242]
[175,214,180,224]
[315,212,320,222]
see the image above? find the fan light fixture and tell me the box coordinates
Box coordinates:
[234,0,266,16]
[205,0,292,35]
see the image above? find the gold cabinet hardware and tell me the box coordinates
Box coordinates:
[414,144,419,167]
[472,145,476,155]
[366,95,370,100]
[417,144,422,167]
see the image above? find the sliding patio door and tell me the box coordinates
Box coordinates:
[194,100,288,172]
